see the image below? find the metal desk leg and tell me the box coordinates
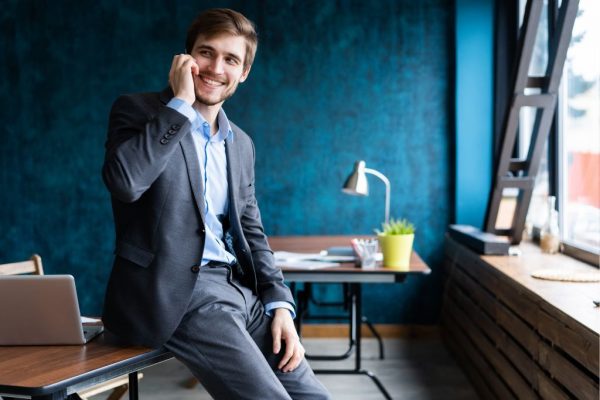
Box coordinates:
[128,372,139,400]
[301,283,356,361]
[30,390,68,400]
[313,283,392,400]
[362,315,385,360]
[295,283,385,360]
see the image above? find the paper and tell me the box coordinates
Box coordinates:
[274,251,323,261]
[81,316,102,324]
[316,255,356,262]
[276,260,340,270]
[274,251,355,263]
[274,251,342,269]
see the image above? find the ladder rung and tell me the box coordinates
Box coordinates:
[514,93,555,108]
[526,76,548,88]
[497,177,535,190]
[508,160,528,172]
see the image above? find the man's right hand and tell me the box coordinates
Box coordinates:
[168,54,199,106]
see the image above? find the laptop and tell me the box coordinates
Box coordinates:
[0,275,104,345]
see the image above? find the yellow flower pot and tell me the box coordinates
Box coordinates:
[378,233,414,269]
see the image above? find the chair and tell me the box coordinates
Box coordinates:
[0,254,44,275]
[0,255,142,400]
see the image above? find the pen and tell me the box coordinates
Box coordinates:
[350,238,364,258]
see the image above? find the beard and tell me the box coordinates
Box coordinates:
[193,75,241,106]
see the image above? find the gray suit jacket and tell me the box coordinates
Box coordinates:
[101,88,294,348]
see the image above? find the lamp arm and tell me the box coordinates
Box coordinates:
[364,168,390,224]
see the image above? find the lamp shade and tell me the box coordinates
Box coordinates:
[341,160,391,224]
[342,160,369,196]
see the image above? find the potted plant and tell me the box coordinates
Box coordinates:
[376,218,415,269]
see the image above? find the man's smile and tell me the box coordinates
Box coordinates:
[198,74,226,87]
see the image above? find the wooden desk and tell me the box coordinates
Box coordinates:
[0,332,172,400]
[269,236,431,400]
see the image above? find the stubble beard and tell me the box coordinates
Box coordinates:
[194,79,240,107]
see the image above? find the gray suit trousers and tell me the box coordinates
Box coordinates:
[164,265,331,400]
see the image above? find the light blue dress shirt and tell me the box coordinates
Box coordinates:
[167,98,294,318]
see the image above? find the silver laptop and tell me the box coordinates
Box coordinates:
[0,275,104,345]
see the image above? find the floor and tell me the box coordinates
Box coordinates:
[90,337,479,400]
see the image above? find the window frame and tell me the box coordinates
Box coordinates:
[499,0,599,267]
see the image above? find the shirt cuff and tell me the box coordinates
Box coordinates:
[264,301,296,319]
[167,98,199,130]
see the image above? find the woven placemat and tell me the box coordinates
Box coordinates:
[531,269,600,282]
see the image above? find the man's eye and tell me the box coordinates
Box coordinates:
[199,50,211,57]
[226,58,239,65]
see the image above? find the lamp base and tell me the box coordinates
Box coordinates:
[448,224,510,255]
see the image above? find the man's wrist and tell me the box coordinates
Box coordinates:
[166,98,197,127]
[264,301,296,319]
[174,94,195,106]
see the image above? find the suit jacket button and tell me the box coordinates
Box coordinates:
[171,124,180,130]
[160,138,169,145]
[191,265,200,273]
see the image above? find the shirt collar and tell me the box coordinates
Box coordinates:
[195,108,234,142]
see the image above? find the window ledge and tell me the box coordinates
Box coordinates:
[448,237,600,337]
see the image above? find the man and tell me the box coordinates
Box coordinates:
[101,8,331,400]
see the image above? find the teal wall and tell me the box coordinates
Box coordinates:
[455,0,494,227]
[0,0,453,324]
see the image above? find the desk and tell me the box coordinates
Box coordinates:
[0,332,172,400]
[270,236,431,400]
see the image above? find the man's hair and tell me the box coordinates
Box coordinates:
[185,8,258,68]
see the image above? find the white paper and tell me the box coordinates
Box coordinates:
[81,316,102,323]
[276,260,340,270]
[274,251,324,261]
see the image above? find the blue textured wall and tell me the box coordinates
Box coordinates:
[0,0,452,323]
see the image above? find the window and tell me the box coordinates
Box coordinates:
[520,0,599,264]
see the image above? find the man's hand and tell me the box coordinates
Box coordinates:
[271,308,305,373]
[168,54,199,105]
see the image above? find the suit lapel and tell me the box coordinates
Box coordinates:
[225,137,241,223]
[181,134,205,220]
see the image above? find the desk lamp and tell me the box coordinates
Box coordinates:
[342,160,390,224]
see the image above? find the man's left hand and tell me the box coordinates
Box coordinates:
[271,308,305,372]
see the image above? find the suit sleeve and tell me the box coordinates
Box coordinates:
[239,140,295,307]
[102,94,192,203]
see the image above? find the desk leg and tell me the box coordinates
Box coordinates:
[30,390,67,400]
[313,283,393,400]
[128,372,139,400]
[353,283,361,371]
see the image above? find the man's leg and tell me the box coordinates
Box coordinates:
[239,276,331,399]
[164,265,330,400]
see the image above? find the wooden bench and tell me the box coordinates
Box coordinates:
[441,236,599,399]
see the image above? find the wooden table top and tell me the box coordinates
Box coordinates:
[0,332,170,393]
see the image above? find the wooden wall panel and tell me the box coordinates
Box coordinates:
[442,237,599,400]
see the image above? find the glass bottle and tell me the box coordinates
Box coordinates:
[540,196,560,254]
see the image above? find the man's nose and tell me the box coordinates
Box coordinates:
[208,57,225,74]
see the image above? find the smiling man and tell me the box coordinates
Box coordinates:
[101,8,331,400]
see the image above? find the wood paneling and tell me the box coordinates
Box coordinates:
[441,236,599,399]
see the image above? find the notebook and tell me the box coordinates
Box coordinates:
[0,275,104,345]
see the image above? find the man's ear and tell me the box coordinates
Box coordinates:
[240,65,252,83]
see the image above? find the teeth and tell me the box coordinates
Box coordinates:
[202,76,223,86]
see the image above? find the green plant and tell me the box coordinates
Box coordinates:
[375,218,415,235]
